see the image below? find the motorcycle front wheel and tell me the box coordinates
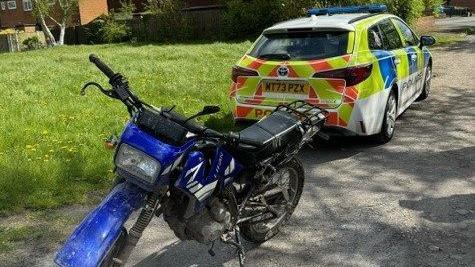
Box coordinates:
[241,157,304,243]
[100,227,128,267]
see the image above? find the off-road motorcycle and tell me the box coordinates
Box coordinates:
[55,55,326,267]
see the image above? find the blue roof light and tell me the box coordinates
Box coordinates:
[308,4,387,16]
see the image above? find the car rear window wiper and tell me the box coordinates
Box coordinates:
[258,53,292,60]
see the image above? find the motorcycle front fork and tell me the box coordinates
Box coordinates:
[113,192,161,266]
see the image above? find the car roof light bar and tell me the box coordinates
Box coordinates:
[307,4,387,16]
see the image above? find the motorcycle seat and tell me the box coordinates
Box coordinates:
[233,110,303,165]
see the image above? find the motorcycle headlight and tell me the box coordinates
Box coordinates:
[115,144,161,184]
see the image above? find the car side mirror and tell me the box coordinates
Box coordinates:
[420,36,436,47]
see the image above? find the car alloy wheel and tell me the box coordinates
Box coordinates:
[425,67,431,95]
[386,93,397,137]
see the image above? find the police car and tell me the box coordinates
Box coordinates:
[229,4,435,142]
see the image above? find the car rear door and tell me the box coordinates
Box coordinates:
[377,19,411,110]
[392,18,424,105]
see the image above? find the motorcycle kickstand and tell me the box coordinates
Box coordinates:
[235,227,245,267]
[221,227,246,267]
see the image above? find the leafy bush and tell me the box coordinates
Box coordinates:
[100,17,131,43]
[220,0,428,39]
[22,36,43,50]
[85,18,106,44]
[382,0,424,24]
[222,0,283,39]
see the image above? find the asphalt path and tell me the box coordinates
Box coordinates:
[35,18,474,267]
[124,19,475,267]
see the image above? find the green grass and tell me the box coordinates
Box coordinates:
[431,32,467,46]
[0,42,250,213]
[0,225,44,252]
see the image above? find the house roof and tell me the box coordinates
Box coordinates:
[263,13,374,33]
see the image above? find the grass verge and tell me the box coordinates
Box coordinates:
[414,16,469,46]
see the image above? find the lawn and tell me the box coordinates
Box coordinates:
[0,42,250,213]
[414,16,469,46]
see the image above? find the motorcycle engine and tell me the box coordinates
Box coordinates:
[163,188,237,244]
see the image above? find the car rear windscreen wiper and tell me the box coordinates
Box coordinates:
[258,53,291,60]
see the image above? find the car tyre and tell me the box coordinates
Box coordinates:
[416,65,431,102]
[375,90,397,144]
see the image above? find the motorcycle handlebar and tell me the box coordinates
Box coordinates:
[89,54,116,80]
[86,55,262,148]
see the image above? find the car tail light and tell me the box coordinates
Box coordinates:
[313,64,373,86]
[232,66,259,83]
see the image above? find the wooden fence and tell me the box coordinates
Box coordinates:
[0,34,20,53]
[59,7,225,45]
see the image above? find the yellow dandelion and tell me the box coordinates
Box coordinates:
[42,130,49,135]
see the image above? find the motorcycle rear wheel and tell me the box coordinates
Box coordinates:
[240,157,304,243]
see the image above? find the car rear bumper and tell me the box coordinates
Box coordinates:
[233,101,376,136]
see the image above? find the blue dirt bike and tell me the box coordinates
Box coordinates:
[55,55,326,267]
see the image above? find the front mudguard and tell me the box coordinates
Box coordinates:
[55,182,147,267]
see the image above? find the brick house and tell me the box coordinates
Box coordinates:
[0,0,108,29]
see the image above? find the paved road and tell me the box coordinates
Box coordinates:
[35,19,474,267]
[123,23,475,267]
[435,16,475,33]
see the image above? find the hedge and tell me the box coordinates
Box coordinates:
[221,0,434,39]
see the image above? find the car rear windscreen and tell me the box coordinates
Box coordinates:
[249,31,349,61]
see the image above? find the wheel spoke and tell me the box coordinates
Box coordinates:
[281,187,290,202]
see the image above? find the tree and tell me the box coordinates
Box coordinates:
[32,0,78,46]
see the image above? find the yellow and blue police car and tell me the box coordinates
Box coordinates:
[229,4,436,142]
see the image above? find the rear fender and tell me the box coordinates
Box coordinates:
[55,182,146,267]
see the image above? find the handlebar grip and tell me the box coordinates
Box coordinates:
[89,54,116,79]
